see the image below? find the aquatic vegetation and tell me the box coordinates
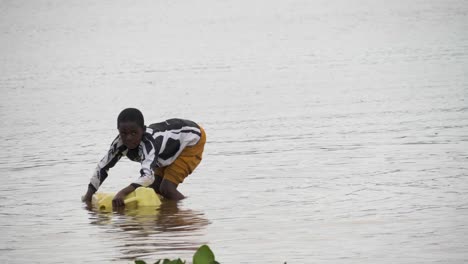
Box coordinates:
[135,245,219,264]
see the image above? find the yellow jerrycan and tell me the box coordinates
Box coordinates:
[92,187,161,212]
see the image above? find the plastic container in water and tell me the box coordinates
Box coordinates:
[92,187,161,212]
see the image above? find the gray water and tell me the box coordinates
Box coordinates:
[1,0,467,263]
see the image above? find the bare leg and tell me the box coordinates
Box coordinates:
[150,175,164,195]
[159,179,185,200]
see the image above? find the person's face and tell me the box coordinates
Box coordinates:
[118,121,144,149]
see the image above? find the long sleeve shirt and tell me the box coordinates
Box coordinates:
[88,118,202,191]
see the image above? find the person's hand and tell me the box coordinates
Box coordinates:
[112,185,136,209]
[82,186,96,204]
[82,194,92,207]
[112,192,126,208]
[81,192,94,210]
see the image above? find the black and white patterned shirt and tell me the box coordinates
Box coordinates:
[89,119,202,191]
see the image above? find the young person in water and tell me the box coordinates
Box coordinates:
[82,108,206,206]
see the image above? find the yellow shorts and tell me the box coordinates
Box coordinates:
[154,126,206,185]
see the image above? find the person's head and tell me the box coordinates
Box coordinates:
[117,108,145,149]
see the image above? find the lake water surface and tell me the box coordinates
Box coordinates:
[1,0,467,263]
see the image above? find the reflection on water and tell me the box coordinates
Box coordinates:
[86,201,210,261]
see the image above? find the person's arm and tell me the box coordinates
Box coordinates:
[112,139,158,207]
[82,136,123,203]
[112,184,136,207]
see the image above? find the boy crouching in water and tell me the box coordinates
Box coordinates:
[82,108,206,207]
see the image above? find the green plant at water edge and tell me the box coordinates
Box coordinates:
[192,245,218,264]
[135,244,219,264]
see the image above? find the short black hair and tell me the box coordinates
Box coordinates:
[117,108,145,128]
